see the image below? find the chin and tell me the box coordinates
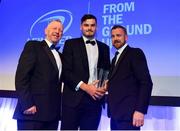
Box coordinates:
[53,39,59,43]
[52,41,58,44]
[85,34,94,38]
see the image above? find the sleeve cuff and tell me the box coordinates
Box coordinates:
[75,81,83,91]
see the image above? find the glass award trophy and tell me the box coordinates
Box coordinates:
[97,68,109,88]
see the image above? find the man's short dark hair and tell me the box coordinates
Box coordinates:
[81,14,97,24]
[111,25,127,35]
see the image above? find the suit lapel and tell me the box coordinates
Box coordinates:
[79,37,89,72]
[42,40,59,73]
[109,46,129,80]
[96,41,102,68]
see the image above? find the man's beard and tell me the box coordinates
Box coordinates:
[84,30,95,38]
[113,40,126,49]
[114,40,125,44]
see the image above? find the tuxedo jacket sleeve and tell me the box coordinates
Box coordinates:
[14,40,62,121]
[130,48,153,113]
[15,41,37,111]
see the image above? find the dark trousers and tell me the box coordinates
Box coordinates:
[110,118,140,130]
[17,119,59,130]
[61,95,102,130]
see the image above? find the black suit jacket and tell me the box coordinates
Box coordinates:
[62,37,110,107]
[13,40,62,121]
[108,45,153,121]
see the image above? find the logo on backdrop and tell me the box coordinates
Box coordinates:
[28,9,73,46]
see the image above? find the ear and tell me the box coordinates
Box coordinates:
[125,35,128,41]
[45,28,48,35]
[80,25,82,31]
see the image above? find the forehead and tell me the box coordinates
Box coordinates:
[47,21,62,28]
[82,19,96,25]
[112,28,124,34]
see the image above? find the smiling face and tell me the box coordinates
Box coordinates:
[111,27,128,49]
[45,20,63,44]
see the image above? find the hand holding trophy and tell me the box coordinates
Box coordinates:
[96,68,109,96]
[89,68,109,100]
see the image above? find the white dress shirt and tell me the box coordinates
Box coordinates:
[75,36,99,91]
[115,43,128,65]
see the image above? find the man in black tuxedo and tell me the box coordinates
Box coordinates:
[61,14,110,130]
[13,20,63,130]
[107,25,153,130]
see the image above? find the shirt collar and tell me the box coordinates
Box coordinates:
[45,39,54,48]
[82,36,96,43]
[117,43,128,55]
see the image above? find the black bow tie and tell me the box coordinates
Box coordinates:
[50,44,60,51]
[86,40,96,46]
